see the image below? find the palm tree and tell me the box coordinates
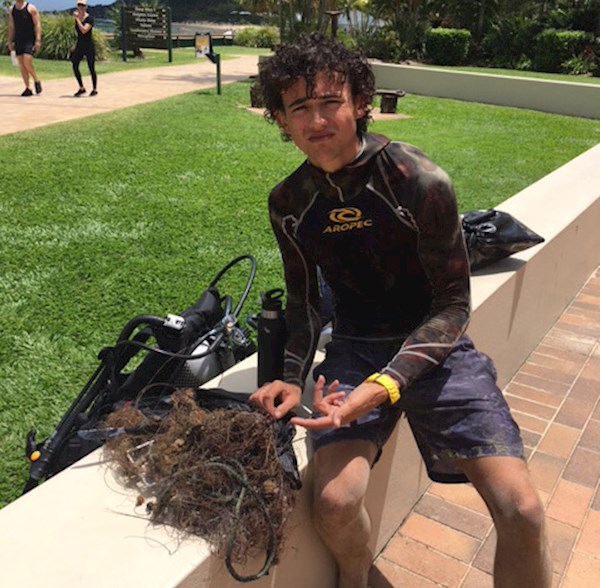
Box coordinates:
[239,0,346,39]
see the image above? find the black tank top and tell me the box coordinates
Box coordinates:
[12,3,35,44]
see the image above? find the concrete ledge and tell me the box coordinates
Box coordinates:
[467,143,600,386]
[1,144,598,587]
[371,62,600,119]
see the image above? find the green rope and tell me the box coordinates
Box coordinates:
[207,457,278,583]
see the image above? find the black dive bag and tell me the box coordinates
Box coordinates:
[462,209,544,270]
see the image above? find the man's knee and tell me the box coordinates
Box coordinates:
[313,477,363,530]
[493,484,546,538]
[311,439,375,531]
[460,457,546,538]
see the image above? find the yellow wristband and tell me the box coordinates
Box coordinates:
[365,372,400,405]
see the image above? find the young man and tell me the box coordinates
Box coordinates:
[7,0,42,96]
[250,33,551,588]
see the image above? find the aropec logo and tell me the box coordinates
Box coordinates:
[323,207,373,234]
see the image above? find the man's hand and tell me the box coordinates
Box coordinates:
[33,40,40,52]
[249,380,303,420]
[291,375,390,430]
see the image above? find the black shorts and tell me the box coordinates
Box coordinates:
[14,41,34,56]
[311,335,525,483]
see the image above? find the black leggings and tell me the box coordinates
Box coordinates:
[71,48,97,90]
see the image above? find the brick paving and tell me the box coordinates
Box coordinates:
[371,266,600,587]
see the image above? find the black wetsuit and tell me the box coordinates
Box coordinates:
[12,2,35,55]
[71,15,97,90]
[268,132,471,390]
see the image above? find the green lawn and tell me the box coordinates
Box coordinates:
[0,80,599,507]
[3,47,598,86]
[0,45,270,79]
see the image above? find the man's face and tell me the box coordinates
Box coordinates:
[275,72,365,173]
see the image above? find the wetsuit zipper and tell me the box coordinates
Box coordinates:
[325,173,345,202]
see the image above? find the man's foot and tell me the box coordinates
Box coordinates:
[21,88,33,96]
[74,88,86,97]
[90,89,98,96]
[34,80,42,94]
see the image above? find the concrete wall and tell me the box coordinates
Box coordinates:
[467,144,600,387]
[371,62,600,119]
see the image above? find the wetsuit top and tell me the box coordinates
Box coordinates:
[74,15,94,51]
[12,3,35,44]
[268,132,471,391]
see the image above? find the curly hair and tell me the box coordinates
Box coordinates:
[258,32,375,141]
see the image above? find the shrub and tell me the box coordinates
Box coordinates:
[395,14,429,61]
[481,16,541,69]
[560,42,599,76]
[533,29,594,73]
[561,55,593,75]
[38,14,78,60]
[425,28,471,66]
[0,18,7,55]
[233,26,279,49]
[252,26,279,49]
[514,55,533,72]
[568,3,600,34]
[542,2,600,34]
[354,27,403,63]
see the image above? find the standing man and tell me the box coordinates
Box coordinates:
[7,0,42,96]
[250,33,551,588]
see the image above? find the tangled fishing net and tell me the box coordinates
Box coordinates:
[102,388,300,582]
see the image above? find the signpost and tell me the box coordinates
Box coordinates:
[121,4,172,62]
[194,33,211,58]
[194,32,221,95]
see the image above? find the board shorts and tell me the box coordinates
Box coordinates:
[311,335,525,483]
[14,41,34,56]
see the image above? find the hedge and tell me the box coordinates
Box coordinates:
[533,29,594,73]
[425,28,471,66]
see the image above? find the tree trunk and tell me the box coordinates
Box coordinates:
[476,0,486,44]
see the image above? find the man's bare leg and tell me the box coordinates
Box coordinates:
[21,54,39,84]
[17,54,31,90]
[17,54,39,92]
[459,456,551,588]
[312,439,378,588]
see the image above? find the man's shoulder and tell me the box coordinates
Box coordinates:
[380,138,450,185]
[270,162,310,195]
[365,134,435,172]
[269,162,313,210]
[380,138,430,163]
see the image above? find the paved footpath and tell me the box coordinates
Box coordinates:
[0,54,259,136]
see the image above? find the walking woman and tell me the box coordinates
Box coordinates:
[71,0,97,96]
